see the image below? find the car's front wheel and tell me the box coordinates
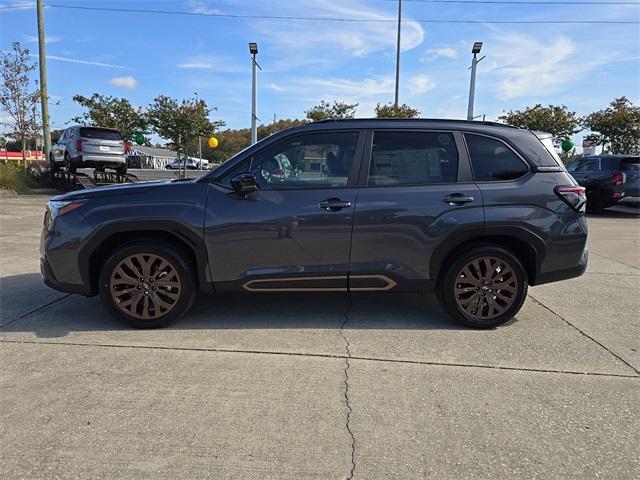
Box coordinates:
[99,241,197,328]
[438,245,528,329]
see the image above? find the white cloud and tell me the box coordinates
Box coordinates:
[421,46,458,62]
[188,1,223,15]
[109,76,138,90]
[268,83,285,92]
[255,0,425,65]
[23,34,60,44]
[408,74,436,94]
[177,55,243,72]
[302,76,395,97]
[36,54,132,70]
[486,33,603,100]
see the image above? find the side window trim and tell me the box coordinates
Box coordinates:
[462,131,531,183]
[358,128,461,188]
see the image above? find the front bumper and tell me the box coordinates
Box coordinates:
[41,256,92,295]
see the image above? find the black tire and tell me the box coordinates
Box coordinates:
[437,245,528,329]
[64,153,77,174]
[116,164,127,175]
[99,241,197,329]
[587,196,604,214]
[49,155,58,175]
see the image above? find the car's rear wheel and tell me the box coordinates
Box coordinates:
[64,153,77,174]
[438,245,528,329]
[115,164,127,175]
[99,241,196,328]
[49,155,58,175]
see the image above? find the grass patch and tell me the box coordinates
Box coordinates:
[0,162,55,193]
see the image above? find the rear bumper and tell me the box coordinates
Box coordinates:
[76,154,126,166]
[535,248,588,286]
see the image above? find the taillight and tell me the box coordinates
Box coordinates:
[555,186,586,212]
[76,139,83,151]
[613,171,625,185]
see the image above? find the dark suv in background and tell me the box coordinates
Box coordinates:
[566,155,640,212]
[41,119,588,329]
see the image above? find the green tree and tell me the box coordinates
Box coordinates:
[499,104,582,146]
[147,95,225,157]
[375,102,420,118]
[305,100,358,121]
[0,42,41,162]
[72,93,147,142]
[583,97,640,154]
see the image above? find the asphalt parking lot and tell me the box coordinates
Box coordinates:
[1,194,639,479]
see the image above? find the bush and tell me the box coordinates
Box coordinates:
[0,162,55,192]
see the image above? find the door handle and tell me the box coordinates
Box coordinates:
[443,194,474,206]
[319,198,352,211]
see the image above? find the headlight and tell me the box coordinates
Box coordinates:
[47,200,85,224]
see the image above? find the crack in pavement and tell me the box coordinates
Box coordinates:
[0,294,72,328]
[338,295,356,480]
[589,251,640,272]
[1,338,638,379]
[528,294,640,376]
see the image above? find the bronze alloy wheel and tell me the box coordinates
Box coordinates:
[453,256,518,320]
[109,253,182,320]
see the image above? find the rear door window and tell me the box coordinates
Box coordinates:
[464,134,529,181]
[368,131,458,186]
[80,128,123,141]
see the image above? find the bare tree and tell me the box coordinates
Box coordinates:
[0,42,41,162]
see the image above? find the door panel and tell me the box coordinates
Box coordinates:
[349,183,483,290]
[204,186,356,290]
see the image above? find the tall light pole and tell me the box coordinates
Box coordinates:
[249,42,260,145]
[194,91,202,169]
[394,0,402,107]
[467,41,485,121]
[36,0,51,161]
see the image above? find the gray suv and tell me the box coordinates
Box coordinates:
[50,126,127,174]
[40,119,588,329]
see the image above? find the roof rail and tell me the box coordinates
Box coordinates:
[312,118,521,129]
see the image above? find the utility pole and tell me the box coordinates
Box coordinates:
[394,0,402,107]
[249,42,260,144]
[467,42,485,121]
[194,92,202,170]
[36,0,51,161]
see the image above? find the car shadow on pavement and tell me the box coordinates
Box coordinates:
[0,273,480,337]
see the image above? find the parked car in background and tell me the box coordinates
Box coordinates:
[566,155,640,212]
[50,126,127,175]
[41,119,588,330]
[165,158,209,170]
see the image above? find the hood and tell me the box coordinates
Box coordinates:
[52,179,196,201]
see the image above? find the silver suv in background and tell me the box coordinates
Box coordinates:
[50,126,127,175]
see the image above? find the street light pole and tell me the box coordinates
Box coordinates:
[467,41,485,121]
[249,42,260,145]
[394,0,402,107]
[36,0,51,162]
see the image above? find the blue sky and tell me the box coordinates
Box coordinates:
[1,0,639,149]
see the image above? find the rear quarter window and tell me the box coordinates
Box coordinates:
[464,133,529,182]
[80,128,123,141]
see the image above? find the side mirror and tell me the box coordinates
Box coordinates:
[230,172,258,196]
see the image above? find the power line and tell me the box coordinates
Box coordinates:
[383,0,639,4]
[38,4,640,24]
